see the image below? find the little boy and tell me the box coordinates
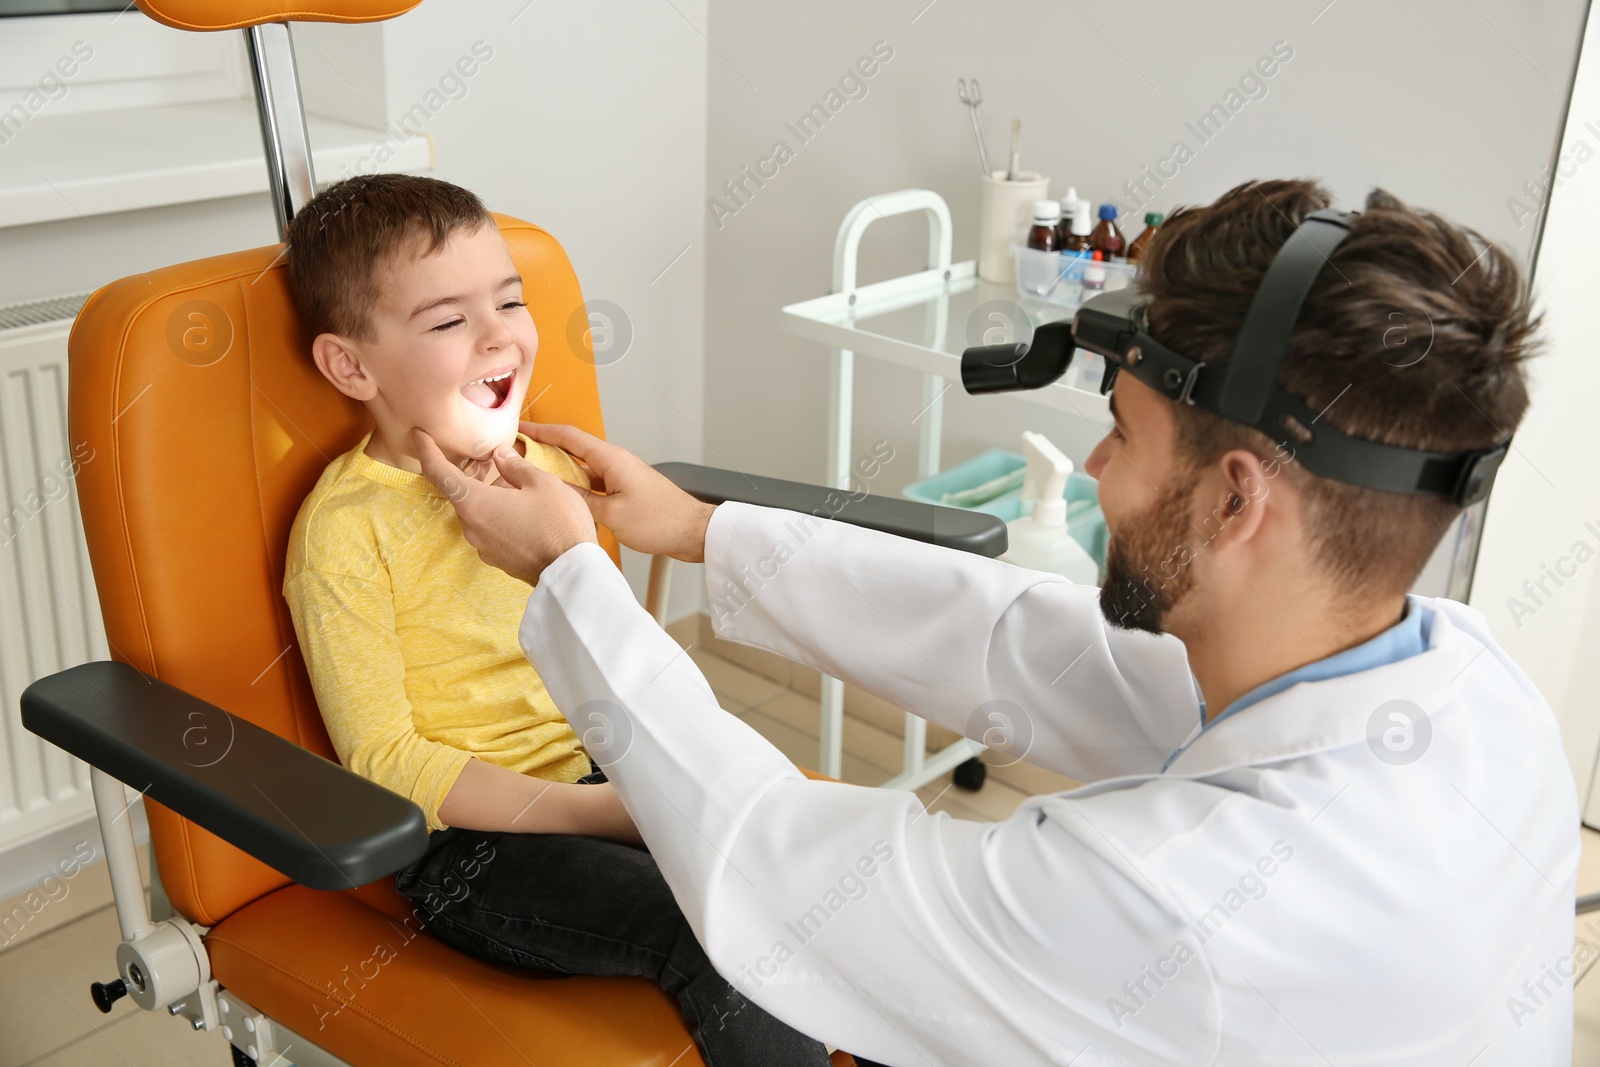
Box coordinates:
[281,173,832,1066]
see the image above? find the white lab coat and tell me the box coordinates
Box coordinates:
[519,501,1580,1066]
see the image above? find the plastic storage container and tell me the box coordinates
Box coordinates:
[1012,241,1137,308]
[902,447,1107,568]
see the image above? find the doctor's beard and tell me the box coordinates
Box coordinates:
[1099,470,1200,634]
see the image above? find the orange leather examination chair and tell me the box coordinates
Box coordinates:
[19,2,1007,1064]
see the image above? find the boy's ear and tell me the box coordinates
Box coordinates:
[311,334,377,402]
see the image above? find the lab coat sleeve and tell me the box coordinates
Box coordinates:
[703,501,1199,780]
[520,540,1217,1066]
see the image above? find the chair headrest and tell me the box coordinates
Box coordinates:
[135,0,421,31]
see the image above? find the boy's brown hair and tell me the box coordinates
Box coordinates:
[286,173,495,344]
[1136,178,1541,597]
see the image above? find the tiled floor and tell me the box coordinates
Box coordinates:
[2,639,1599,1065]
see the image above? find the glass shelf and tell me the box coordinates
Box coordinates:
[780,259,1113,424]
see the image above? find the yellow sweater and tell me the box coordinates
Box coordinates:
[283,429,593,831]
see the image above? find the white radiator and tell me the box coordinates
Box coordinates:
[0,292,108,860]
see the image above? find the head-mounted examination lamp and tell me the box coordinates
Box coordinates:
[959,208,1510,507]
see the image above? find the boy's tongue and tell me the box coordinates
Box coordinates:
[462,380,498,408]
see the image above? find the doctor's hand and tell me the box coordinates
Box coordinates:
[521,422,716,564]
[412,427,597,586]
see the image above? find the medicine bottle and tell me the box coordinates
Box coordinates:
[1026,200,1061,252]
[1063,198,1093,253]
[1089,204,1126,261]
[1082,251,1107,293]
[1127,212,1165,262]
[1054,187,1079,247]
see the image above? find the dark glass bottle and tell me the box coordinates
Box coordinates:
[1127,211,1165,262]
[1089,203,1126,261]
[1026,200,1060,252]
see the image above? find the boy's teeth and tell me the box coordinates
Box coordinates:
[461,369,513,408]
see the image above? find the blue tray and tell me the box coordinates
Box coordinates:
[902,448,1107,566]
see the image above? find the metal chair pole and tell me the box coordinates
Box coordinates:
[243,23,317,239]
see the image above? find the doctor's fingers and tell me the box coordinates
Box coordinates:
[521,422,628,488]
[412,428,477,506]
[494,449,602,517]
[490,444,548,491]
[522,421,703,552]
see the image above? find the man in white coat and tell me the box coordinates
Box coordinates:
[414,178,1580,1066]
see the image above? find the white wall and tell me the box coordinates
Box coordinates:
[1471,0,1600,817]
[698,0,1585,602]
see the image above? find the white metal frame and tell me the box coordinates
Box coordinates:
[818,190,965,789]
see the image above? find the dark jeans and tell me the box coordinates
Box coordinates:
[393,760,832,1067]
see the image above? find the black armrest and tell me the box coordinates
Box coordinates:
[655,461,1008,557]
[22,661,427,890]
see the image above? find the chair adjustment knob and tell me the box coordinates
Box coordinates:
[90,978,128,1013]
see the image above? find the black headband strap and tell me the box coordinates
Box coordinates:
[1218,208,1355,424]
[961,203,1514,508]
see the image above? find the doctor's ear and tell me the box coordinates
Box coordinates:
[1213,449,1274,540]
[311,334,378,402]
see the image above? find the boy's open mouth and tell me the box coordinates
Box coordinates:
[461,366,516,410]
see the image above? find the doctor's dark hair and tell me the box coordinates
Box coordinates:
[285,173,495,343]
[1134,178,1541,598]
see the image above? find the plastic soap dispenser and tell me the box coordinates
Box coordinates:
[999,431,1101,585]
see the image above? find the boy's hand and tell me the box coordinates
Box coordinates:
[522,422,716,564]
[413,427,597,585]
